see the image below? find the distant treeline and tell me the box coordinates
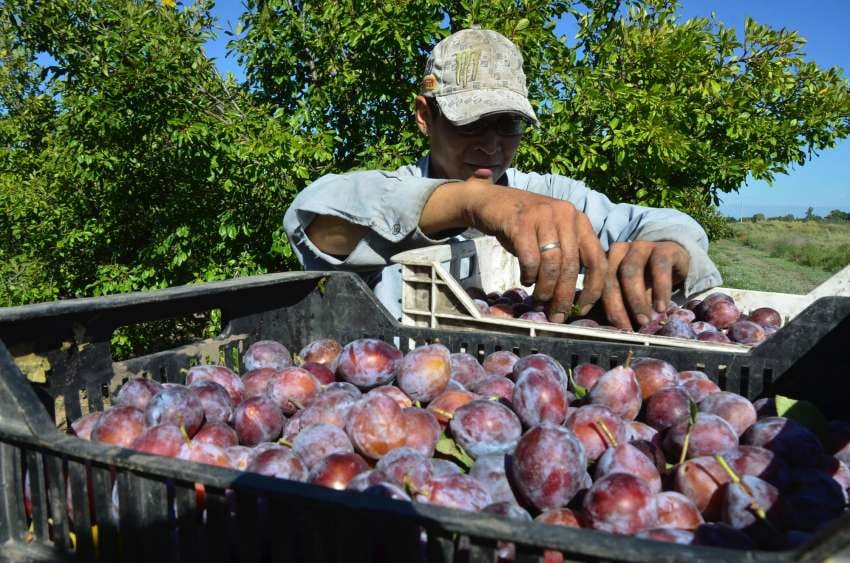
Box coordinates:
[730,208,850,223]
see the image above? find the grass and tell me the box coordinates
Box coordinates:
[708,220,850,294]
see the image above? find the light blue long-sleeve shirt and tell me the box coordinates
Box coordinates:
[283,156,722,320]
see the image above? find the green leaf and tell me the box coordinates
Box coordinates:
[435,432,474,470]
[514,18,529,33]
[774,395,829,437]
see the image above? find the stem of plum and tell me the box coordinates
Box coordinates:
[278,438,293,448]
[714,454,768,521]
[678,426,691,466]
[431,408,453,420]
[402,474,427,497]
[179,423,192,447]
[624,350,634,369]
[596,420,619,447]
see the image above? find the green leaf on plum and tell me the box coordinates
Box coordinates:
[435,431,474,470]
[774,395,829,437]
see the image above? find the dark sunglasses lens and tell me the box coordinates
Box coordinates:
[455,117,525,136]
[497,118,525,136]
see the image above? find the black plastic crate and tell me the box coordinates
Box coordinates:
[0,271,849,563]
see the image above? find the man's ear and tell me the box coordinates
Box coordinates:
[414,96,432,136]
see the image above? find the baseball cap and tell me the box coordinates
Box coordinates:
[421,27,539,126]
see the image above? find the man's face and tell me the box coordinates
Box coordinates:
[416,96,523,182]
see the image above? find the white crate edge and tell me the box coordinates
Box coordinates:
[392,237,850,352]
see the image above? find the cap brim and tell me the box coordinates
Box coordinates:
[437,89,539,126]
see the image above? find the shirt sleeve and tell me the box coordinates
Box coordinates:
[510,171,723,296]
[283,170,463,272]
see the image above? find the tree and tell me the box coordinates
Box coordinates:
[804,206,817,221]
[236,0,850,237]
[0,0,330,310]
[826,209,849,222]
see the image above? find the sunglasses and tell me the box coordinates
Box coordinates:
[448,114,527,137]
[429,102,527,137]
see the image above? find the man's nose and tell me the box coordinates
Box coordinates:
[474,133,500,155]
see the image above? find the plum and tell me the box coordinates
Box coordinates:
[512,367,569,427]
[663,413,738,461]
[510,425,587,511]
[583,473,658,535]
[698,392,757,436]
[233,396,284,446]
[246,446,308,481]
[401,407,440,457]
[450,399,522,458]
[301,362,336,385]
[189,380,234,424]
[449,352,487,388]
[748,307,782,329]
[470,454,517,505]
[727,320,766,345]
[114,378,162,411]
[130,424,185,457]
[512,353,569,391]
[297,338,342,371]
[426,389,478,426]
[415,474,493,512]
[595,443,662,494]
[192,421,238,448]
[481,350,519,378]
[644,386,691,431]
[292,423,354,469]
[631,358,678,399]
[336,339,402,389]
[309,452,369,490]
[243,340,292,371]
[266,367,321,415]
[565,404,628,462]
[588,363,642,420]
[655,491,704,530]
[469,375,514,403]
[145,385,204,437]
[185,364,244,406]
[345,393,407,460]
[397,343,451,403]
[740,417,824,467]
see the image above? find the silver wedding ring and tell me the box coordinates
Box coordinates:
[539,241,561,253]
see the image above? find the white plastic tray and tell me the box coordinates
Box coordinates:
[392,235,850,353]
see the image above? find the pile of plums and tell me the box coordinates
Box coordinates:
[66,339,849,555]
[468,286,782,346]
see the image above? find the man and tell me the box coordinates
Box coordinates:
[283,27,721,329]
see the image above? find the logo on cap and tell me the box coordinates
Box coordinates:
[422,74,438,92]
[455,50,481,89]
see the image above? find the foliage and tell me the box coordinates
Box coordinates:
[235,0,850,239]
[2,0,849,319]
[0,0,328,310]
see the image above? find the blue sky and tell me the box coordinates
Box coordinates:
[205,1,849,218]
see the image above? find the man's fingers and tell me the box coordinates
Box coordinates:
[602,242,631,330]
[574,216,606,314]
[546,222,581,324]
[649,249,675,313]
[617,242,654,326]
[531,223,562,304]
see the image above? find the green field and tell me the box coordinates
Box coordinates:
[708,220,850,294]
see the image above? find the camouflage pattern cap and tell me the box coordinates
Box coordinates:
[422,27,538,126]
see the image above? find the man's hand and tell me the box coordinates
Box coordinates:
[601,241,690,330]
[437,177,608,324]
